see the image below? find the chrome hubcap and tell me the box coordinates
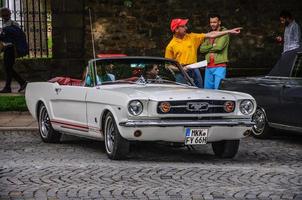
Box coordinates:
[105,116,115,153]
[252,109,266,135]
[40,107,50,138]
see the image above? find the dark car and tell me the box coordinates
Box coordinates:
[220,47,302,138]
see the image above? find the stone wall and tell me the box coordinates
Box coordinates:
[1,0,302,81]
[86,0,302,70]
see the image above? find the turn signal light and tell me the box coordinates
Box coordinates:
[134,130,142,137]
[224,101,235,112]
[159,102,171,113]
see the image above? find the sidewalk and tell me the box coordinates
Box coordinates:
[0,81,38,131]
[0,112,38,131]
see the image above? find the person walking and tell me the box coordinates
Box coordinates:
[0,7,28,93]
[276,10,301,53]
[200,14,229,89]
[165,18,241,88]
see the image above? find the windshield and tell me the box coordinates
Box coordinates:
[89,58,193,86]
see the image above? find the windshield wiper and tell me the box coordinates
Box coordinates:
[146,79,191,86]
[97,80,137,85]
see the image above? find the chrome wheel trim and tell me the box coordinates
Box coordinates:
[105,115,115,154]
[39,106,50,138]
[252,108,266,135]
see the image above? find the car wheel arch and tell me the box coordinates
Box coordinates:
[103,111,130,160]
[37,102,61,143]
[256,106,270,123]
[101,109,111,135]
[100,107,126,138]
[252,106,272,138]
[36,100,47,120]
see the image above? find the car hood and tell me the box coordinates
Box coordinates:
[222,75,289,83]
[102,84,252,101]
[224,76,265,81]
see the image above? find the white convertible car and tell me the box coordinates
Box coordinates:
[26,56,256,160]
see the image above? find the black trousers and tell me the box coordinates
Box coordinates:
[3,46,25,89]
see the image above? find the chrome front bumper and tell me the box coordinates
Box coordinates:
[119,118,255,127]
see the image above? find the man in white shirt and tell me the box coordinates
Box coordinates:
[276,10,301,53]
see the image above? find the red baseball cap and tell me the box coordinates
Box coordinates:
[170,18,188,32]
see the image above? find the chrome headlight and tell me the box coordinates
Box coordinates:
[239,100,254,115]
[128,100,143,116]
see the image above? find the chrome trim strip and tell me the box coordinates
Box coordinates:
[169,105,224,108]
[269,122,302,133]
[119,119,255,127]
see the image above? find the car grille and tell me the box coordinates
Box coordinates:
[157,100,235,114]
[161,117,224,120]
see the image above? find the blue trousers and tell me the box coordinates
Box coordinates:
[204,67,226,89]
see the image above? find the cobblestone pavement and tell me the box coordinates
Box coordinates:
[0,131,302,200]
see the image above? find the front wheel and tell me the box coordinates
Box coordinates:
[38,104,61,143]
[252,107,272,139]
[104,112,129,160]
[212,140,240,158]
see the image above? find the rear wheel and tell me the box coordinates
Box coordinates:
[38,104,61,143]
[212,140,240,158]
[252,107,272,139]
[104,112,129,160]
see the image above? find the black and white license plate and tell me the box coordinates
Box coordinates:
[184,128,208,145]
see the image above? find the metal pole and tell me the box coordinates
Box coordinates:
[19,0,23,29]
[26,0,30,57]
[38,0,42,57]
[32,0,37,57]
[44,0,49,57]
[13,0,16,21]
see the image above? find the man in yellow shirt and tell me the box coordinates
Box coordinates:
[165,18,241,88]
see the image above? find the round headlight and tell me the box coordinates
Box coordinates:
[128,100,143,116]
[240,100,254,115]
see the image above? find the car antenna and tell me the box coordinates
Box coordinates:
[88,7,97,84]
[89,8,96,60]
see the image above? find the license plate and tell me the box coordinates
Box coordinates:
[184,128,208,145]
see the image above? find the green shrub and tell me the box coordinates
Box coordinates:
[0,96,28,111]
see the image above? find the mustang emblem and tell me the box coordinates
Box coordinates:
[187,102,209,111]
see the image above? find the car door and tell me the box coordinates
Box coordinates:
[51,84,88,133]
[280,52,302,128]
[249,77,285,124]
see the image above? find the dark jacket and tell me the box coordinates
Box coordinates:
[0,24,28,57]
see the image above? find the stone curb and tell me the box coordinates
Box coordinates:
[0,127,38,131]
[0,111,30,115]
